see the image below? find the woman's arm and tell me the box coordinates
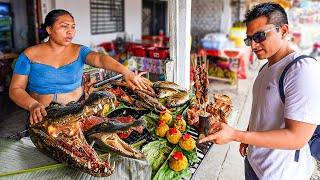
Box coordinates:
[85,52,149,90]
[200,119,317,150]
[9,74,47,124]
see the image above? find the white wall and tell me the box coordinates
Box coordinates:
[42,0,141,47]
[40,0,55,20]
[124,0,141,42]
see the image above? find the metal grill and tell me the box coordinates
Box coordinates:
[90,0,124,34]
[185,126,213,180]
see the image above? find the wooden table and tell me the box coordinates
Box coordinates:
[0,52,19,60]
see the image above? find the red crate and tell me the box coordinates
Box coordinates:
[133,46,147,57]
[98,42,115,52]
[127,42,142,52]
[146,47,169,60]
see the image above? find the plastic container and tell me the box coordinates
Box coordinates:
[201,39,228,50]
[133,46,147,57]
[229,27,246,48]
[146,47,169,60]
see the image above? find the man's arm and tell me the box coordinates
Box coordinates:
[201,119,317,150]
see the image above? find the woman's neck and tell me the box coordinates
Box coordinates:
[45,40,70,54]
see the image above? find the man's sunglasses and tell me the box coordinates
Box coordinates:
[244,26,280,46]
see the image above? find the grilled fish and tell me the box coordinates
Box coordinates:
[134,90,167,112]
[166,91,189,108]
[153,81,186,91]
[132,99,153,110]
[156,88,178,98]
[110,80,156,97]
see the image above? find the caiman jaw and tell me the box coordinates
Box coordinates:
[30,121,115,177]
[87,133,145,159]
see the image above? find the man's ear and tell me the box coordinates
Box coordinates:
[280,24,289,38]
[46,26,52,35]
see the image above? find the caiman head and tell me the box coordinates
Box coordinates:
[84,118,146,159]
[83,91,116,117]
[29,101,115,177]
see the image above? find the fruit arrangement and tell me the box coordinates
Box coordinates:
[208,63,237,82]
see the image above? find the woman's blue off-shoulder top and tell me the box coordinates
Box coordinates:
[13,45,93,95]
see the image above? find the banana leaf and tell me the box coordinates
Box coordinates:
[0,138,151,180]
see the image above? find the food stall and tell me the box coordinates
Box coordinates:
[0,55,237,179]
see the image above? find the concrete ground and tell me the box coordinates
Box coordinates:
[0,59,319,180]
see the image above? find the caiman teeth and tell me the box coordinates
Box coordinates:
[94,167,99,173]
[90,141,95,148]
[98,104,103,110]
[107,154,111,162]
[88,161,91,169]
[111,161,116,171]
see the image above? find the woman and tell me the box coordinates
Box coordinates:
[9,9,149,126]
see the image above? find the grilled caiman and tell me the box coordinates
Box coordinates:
[29,91,131,177]
[29,96,116,177]
[84,118,146,159]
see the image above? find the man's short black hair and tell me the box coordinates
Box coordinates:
[244,2,288,27]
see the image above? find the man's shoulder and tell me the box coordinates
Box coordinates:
[287,52,319,69]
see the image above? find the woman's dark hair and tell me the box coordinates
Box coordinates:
[39,9,74,40]
[243,2,288,27]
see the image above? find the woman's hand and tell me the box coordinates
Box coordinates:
[123,70,151,91]
[199,122,237,144]
[29,102,47,125]
[239,143,248,157]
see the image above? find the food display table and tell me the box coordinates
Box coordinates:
[0,137,152,180]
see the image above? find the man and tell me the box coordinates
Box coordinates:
[199,3,320,180]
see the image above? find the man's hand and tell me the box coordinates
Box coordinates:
[199,122,237,144]
[123,70,152,91]
[239,143,248,157]
[29,102,47,125]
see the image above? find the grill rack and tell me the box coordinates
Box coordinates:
[122,126,213,180]
[185,126,213,180]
